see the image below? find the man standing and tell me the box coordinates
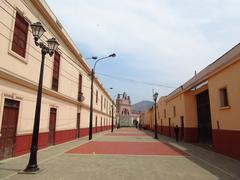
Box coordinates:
[174,125,179,142]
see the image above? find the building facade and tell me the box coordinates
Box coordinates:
[0,0,114,160]
[140,107,153,130]
[116,92,139,127]
[141,44,240,160]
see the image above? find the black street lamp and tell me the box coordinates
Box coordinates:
[111,103,114,132]
[86,56,98,60]
[89,53,116,140]
[24,22,59,172]
[153,92,159,139]
[109,88,116,133]
[109,87,116,132]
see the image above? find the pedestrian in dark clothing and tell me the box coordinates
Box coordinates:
[174,125,179,142]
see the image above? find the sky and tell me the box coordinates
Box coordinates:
[45,0,240,104]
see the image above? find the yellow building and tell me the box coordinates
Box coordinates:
[0,0,114,160]
[141,44,240,160]
[141,107,153,130]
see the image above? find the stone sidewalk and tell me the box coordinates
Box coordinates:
[0,128,240,180]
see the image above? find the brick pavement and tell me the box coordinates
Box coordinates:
[66,141,188,156]
[104,133,148,136]
[0,128,240,180]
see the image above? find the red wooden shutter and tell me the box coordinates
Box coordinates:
[12,13,28,58]
[52,52,60,91]
[101,95,103,111]
[96,90,98,104]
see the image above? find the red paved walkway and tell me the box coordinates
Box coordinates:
[104,133,149,137]
[116,128,140,133]
[66,141,188,156]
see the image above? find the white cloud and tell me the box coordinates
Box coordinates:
[46,0,240,102]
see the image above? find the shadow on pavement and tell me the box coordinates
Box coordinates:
[139,128,240,180]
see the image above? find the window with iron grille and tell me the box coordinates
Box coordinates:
[78,74,83,101]
[12,13,28,58]
[52,52,60,91]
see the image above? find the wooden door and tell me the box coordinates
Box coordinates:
[76,113,80,138]
[95,116,97,133]
[0,99,19,160]
[196,90,212,144]
[168,118,171,137]
[104,119,105,130]
[160,119,163,134]
[180,116,184,141]
[48,108,56,146]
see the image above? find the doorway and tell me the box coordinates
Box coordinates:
[160,119,163,134]
[196,90,212,145]
[0,99,19,160]
[95,116,97,133]
[180,116,184,141]
[168,118,171,137]
[104,118,106,130]
[76,113,80,138]
[48,108,56,146]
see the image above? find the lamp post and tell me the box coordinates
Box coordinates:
[24,22,59,172]
[109,88,116,133]
[139,111,141,129]
[89,53,116,140]
[86,56,98,60]
[153,92,159,139]
[111,103,114,132]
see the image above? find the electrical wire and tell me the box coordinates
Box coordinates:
[0,1,114,128]
[1,1,116,103]
[1,1,178,92]
[0,19,177,93]
[1,0,90,79]
[2,0,177,91]
[0,5,94,89]
[97,73,177,89]
[0,29,113,104]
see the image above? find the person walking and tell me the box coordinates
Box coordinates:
[174,125,179,142]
